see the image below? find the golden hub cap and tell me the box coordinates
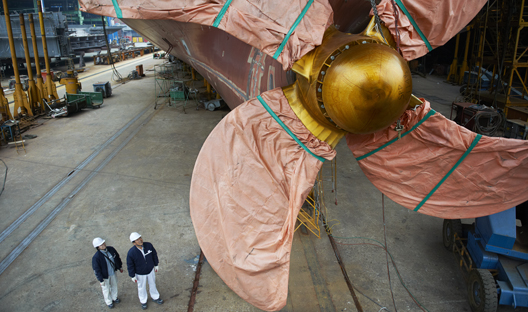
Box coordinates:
[321,42,412,134]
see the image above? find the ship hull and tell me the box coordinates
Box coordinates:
[120,0,371,109]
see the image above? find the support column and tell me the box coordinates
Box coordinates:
[38,0,59,100]
[20,13,41,114]
[2,0,31,118]
[0,80,13,121]
[29,13,46,111]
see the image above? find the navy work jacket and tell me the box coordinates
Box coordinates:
[127,242,159,277]
[92,246,123,282]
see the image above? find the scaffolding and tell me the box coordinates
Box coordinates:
[295,157,337,238]
[154,63,184,108]
[460,0,528,118]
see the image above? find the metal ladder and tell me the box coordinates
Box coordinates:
[4,121,26,154]
[12,132,26,155]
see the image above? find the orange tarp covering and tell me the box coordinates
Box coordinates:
[347,101,528,219]
[190,88,335,311]
[79,0,333,70]
[375,0,487,60]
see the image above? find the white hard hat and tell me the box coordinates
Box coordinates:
[130,232,141,242]
[92,237,105,248]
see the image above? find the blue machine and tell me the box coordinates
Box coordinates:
[444,206,528,311]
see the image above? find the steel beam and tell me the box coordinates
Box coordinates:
[38,0,58,100]
[2,0,31,118]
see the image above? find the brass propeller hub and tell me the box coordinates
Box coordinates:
[321,41,412,134]
[284,21,414,147]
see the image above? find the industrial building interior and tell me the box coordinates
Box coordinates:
[1,0,528,312]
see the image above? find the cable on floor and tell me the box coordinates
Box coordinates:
[474,110,504,136]
[101,16,123,82]
[0,159,7,197]
[382,194,397,311]
[330,234,430,312]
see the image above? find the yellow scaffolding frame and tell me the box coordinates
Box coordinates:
[295,157,337,238]
[465,0,528,111]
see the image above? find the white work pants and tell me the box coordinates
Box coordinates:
[136,269,160,304]
[101,274,118,305]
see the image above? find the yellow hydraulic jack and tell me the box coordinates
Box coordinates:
[2,0,32,118]
[20,13,42,114]
[38,1,59,101]
[0,81,13,122]
[60,70,81,94]
[29,13,46,111]
[204,79,212,100]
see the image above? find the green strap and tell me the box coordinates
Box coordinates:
[356,109,436,161]
[257,95,325,162]
[414,134,482,212]
[394,0,432,51]
[213,0,233,27]
[273,0,314,59]
[111,0,123,19]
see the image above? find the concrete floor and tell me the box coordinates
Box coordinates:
[0,62,526,312]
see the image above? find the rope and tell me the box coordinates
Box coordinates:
[0,159,7,197]
[474,110,504,136]
[331,235,430,311]
[383,194,398,311]
[370,0,388,44]
[101,16,123,82]
[389,0,402,52]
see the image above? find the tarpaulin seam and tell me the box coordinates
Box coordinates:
[257,95,325,162]
[413,134,482,212]
[273,0,315,60]
[111,0,123,19]
[356,109,436,161]
[213,0,233,27]
[394,0,432,51]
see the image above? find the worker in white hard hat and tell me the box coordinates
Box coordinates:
[92,237,123,309]
[127,232,164,310]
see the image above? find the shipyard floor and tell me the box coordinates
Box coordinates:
[0,58,525,312]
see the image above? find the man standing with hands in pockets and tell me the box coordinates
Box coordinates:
[127,232,164,310]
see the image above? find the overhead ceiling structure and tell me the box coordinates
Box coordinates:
[80,0,528,311]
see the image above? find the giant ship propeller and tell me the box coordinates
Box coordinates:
[79,0,528,310]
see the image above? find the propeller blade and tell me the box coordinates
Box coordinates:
[79,0,333,69]
[190,88,335,311]
[374,0,488,60]
[347,100,528,219]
